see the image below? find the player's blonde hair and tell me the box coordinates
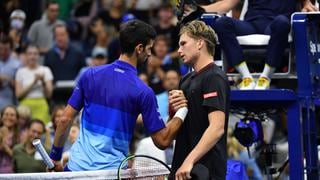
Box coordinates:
[179,20,217,56]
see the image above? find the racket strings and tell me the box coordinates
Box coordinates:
[119,155,171,179]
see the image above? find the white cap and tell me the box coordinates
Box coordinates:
[10,9,26,20]
[92,47,107,58]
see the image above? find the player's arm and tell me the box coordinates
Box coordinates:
[151,91,188,150]
[49,105,77,171]
[201,0,240,14]
[151,116,184,150]
[175,110,225,179]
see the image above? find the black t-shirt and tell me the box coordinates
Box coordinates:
[172,63,230,180]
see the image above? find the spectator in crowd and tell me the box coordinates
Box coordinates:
[44,24,86,82]
[71,0,98,40]
[27,0,64,54]
[91,47,108,66]
[12,119,49,173]
[146,55,165,94]
[213,0,317,90]
[156,69,180,121]
[153,35,181,72]
[55,0,78,21]
[0,105,19,173]
[16,105,32,144]
[127,0,162,23]
[153,3,179,51]
[152,35,173,69]
[8,9,28,56]
[86,17,115,58]
[145,35,181,94]
[98,0,127,31]
[0,35,21,110]
[0,0,20,34]
[19,0,43,30]
[15,45,53,124]
[76,47,108,82]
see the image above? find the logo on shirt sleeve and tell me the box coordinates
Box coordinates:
[203,91,218,99]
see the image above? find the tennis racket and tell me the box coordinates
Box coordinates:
[32,139,55,169]
[117,154,172,180]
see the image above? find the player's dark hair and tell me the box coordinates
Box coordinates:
[119,20,156,56]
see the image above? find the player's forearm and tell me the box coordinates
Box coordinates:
[52,105,76,148]
[153,117,183,150]
[184,122,225,165]
[164,116,184,144]
[53,117,73,148]
[50,107,74,161]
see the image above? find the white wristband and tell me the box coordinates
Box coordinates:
[174,107,188,122]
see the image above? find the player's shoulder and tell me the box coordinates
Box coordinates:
[136,78,154,95]
[207,64,228,80]
[132,78,156,102]
[84,64,112,76]
[181,71,194,82]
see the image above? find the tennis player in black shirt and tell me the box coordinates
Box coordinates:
[170,20,230,180]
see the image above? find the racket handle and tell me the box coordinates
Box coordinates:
[32,139,55,169]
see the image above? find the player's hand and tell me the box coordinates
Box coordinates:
[169,90,187,112]
[175,160,193,180]
[47,160,63,172]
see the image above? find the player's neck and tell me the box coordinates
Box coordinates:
[193,54,214,72]
[119,54,137,68]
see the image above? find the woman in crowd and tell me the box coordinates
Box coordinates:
[15,45,53,124]
[0,105,19,173]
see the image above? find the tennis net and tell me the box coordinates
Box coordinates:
[0,168,170,180]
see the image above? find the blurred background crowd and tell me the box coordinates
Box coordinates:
[0,0,296,179]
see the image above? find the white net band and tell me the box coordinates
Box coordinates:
[0,168,170,180]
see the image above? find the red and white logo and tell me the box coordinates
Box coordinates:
[203,91,218,99]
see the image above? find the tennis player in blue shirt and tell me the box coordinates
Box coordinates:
[48,20,188,171]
